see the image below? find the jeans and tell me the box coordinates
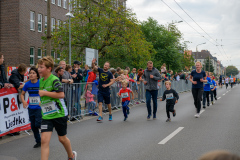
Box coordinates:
[28,108,42,143]
[122,100,130,118]
[146,90,158,116]
[202,91,210,106]
[192,88,203,113]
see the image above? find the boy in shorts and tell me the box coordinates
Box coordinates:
[38,56,77,160]
[160,81,179,122]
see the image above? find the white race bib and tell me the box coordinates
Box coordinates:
[41,101,57,116]
[203,82,208,85]
[166,93,174,99]
[29,96,40,105]
[210,85,214,88]
[121,92,129,98]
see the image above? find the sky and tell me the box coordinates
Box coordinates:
[127,0,240,70]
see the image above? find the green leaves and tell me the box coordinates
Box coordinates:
[226,65,238,77]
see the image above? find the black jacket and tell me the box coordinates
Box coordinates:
[9,69,24,89]
[0,65,8,87]
[71,69,83,83]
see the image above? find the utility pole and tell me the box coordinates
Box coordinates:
[46,0,51,56]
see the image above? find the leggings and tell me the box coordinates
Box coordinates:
[166,104,174,118]
[192,88,203,113]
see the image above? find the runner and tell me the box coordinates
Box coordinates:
[38,56,77,160]
[210,75,217,105]
[189,61,207,118]
[20,66,42,148]
[230,76,234,88]
[202,71,211,109]
[219,75,223,88]
[92,58,115,122]
[225,76,229,89]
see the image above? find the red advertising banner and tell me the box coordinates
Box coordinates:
[0,88,31,137]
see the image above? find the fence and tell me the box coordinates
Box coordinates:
[63,80,192,121]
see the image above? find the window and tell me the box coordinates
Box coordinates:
[58,0,61,7]
[57,20,61,29]
[51,18,56,31]
[30,11,35,31]
[30,47,35,66]
[45,16,47,30]
[52,0,55,4]
[51,50,55,58]
[38,48,42,59]
[63,0,67,9]
[38,14,42,32]
[69,0,72,11]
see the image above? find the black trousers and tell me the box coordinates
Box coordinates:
[202,91,210,106]
[192,88,203,113]
[166,104,175,118]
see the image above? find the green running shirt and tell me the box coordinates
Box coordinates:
[39,74,68,120]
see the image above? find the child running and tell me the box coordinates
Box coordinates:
[210,75,217,105]
[117,80,134,121]
[160,81,179,122]
[38,56,77,160]
[21,66,42,148]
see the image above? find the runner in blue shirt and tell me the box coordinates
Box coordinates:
[209,75,217,105]
[21,66,42,148]
[203,71,212,108]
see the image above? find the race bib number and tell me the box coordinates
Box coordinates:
[41,101,57,116]
[121,92,129,98]
[210,85,214,88]
[29,96,40,105]
[166,93,174,99]
[203,82,208,85]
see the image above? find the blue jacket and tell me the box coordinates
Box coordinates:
[204,77,212,91]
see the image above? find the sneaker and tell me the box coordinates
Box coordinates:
[215,97,217,100]
[207,103,210,106]
[195,113,200,118]
[211,101,214,105]
[93,112,98,116]
[97,116,103,122]
[127,109,130,115]
[68,151,77,160]
[147,115,151,120]
[124,116,128,121]
[88,110,93,115]
[172,110,176,117]
[203,106,206,109]
[33,143,41,148]
[153,114,156,120]
[166,118,171,122]
[109,114,113,121]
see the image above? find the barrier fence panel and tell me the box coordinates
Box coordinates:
[62,80,192,120]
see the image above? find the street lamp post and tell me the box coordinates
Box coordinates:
[168,20,183,31]
[66,12,74,65]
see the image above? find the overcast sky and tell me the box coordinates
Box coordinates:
[127,0,240,70]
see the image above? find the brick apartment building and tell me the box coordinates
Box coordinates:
[0,0,72,68]
[0,0,127,69]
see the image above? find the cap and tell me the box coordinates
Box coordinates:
[73,61,81,65]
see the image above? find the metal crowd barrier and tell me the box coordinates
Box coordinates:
[62,80,192,120]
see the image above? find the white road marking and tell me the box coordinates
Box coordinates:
[217,97,221,99]
[223,94,225,96]
[200,110,205,115]
[158,127,184,144]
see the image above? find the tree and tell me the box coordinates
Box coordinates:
[203,56,214,73]
[43,0,154,69]
[226,65,238,77]
[140,17,185,72]
[182,51,194,71]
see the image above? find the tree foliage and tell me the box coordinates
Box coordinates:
[203,56,214,73]
[43,0,154,69]
[226,65,238,77]
[140,17,189,72]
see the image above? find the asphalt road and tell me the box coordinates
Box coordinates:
[0,85,240,160]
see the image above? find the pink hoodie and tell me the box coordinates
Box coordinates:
[86,90,94,103]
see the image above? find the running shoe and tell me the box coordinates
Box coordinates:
[166,118,171,122]
[33,143,41,148]
[124,116,128,121]
[203,106,206,109]
[93,112,98,116]
[127,109,130,115]
[211,101,214,105]
[109,114,113,121]
[195,113,200,118]
[147,115,151,120]
[153,114,156,120]
[215,97,217,100]
[68,151,77,160]
[207,103,209,106]
[97,116,103,122]
[172,110,176,117]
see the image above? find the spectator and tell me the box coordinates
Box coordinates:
[53,61,73,84]
[125,66,130,75]
[9,63,27,89]
[83,64,90,82]
[137,68,143,82]
[0,53,13,89]
[143,61,161,120]
[110,68,116,79]
[65,64,72,73]
[55,66,64,82]
[71,60,83,83]
[161,63,166,74]
[115,67,121,78]
[180,72,185,80]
